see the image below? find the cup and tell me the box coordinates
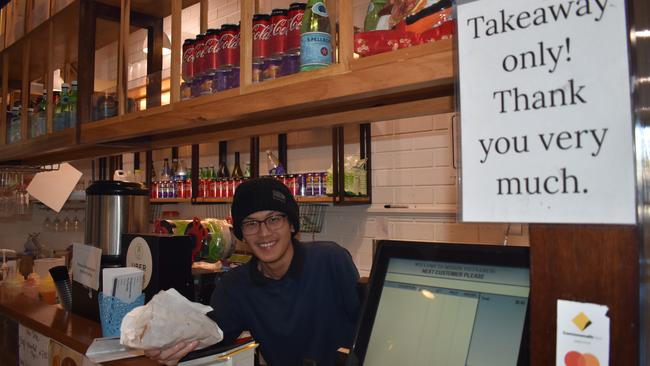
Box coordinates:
[49,266,72,310]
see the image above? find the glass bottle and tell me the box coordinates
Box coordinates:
[300,0,332,72]
[218,158,230,178]
[364,0,387,32]
[199,167,206,198]
[53,90,63,131]
[209,166,218,198]
[232,152,244,178]
[161,158,171,198]
[68,81,78,128]
[150,164,158,198]
[60,83,70,129]
[184,168,192,198]
[33,90,47,137]
[266,150,286,175]
[176,158,187,198]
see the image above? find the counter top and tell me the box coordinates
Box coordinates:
[0,293,158,365]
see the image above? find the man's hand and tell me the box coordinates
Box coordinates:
[144,340,199,365]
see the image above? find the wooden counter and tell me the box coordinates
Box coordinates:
[0,293,158,365]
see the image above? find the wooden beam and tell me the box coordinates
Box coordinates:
[135,95,453,150]
[337,0,353,70]
[170,0,181,103]
[200,0,208,33]
[1,8,6,51]
[0,53,7,146]
[77,0,96,126]
[146,19,163,108]
[328,0,337,64]
[240,0,253,88]
[25,0,33,34]
[118,0,131,116]
[21,38,30,141]
[46,19,53,133]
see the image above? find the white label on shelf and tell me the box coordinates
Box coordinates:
[456,0,635,224]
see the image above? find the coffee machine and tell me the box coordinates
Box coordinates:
[72,180,150,321]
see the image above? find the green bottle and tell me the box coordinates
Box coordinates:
[68,81,78,128]
[300,0,332,72]
[60,83,70,129]
[364,0,387,32]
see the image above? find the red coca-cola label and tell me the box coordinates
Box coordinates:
[252,22,271,61]
[193,37,206,76]
[271,11,288,56]
[288,8,304,51]
[182,42,195,81]
[204,34,220,71]
[219,29,240,67]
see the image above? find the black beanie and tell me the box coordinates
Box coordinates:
[231,177,300,240]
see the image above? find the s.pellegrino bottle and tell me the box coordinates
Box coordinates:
[300,0,331,71]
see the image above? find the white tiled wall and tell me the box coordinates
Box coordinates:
[304,113,529,276]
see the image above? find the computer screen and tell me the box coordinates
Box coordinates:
[352,241,530,366]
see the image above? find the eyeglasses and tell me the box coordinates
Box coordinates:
[241,214,287,235]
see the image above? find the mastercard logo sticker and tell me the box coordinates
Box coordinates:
[565,351,600,366]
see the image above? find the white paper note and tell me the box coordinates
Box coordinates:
[72,243,102,290]
[556,299,610,366]
[27,163,82,213]
[18,325,49,366]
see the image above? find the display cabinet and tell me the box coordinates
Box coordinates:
[0,0,453,165]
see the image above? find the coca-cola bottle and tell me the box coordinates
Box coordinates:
[300,0,331,72]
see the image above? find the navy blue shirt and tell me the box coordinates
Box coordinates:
[208,240,360,366]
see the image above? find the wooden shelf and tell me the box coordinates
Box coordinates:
[150,197,190,204]
[338,196,371,204]
[0,40,453,164]
[152,196,336,204]
[193,197,231,204]
[297,196,334,204]
[95,0,200,19]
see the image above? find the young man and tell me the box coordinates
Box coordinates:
[146,177,361,366]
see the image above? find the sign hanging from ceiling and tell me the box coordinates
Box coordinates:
[457,0,635,224]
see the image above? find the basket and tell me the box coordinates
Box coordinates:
[298,204,326,233]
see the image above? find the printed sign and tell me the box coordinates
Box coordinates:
[557,300,610,366]
[72,243,102,290]
[457,0,635,223]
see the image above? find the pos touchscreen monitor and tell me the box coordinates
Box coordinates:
[351,240,530,366]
